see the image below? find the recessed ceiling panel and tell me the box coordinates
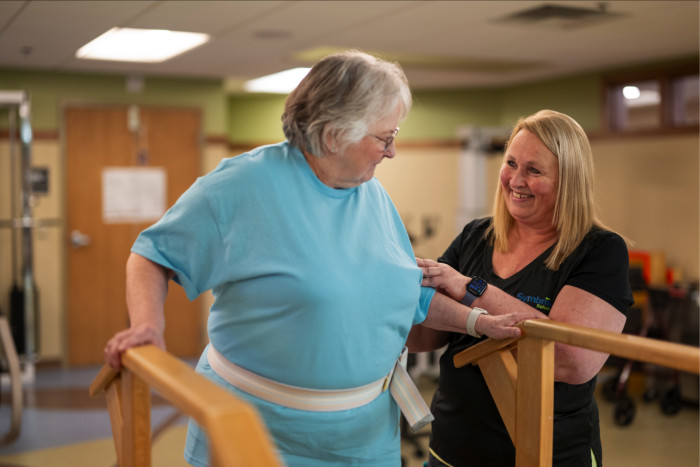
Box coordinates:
[0,0,696,90]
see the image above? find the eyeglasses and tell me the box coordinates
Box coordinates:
[369,127,399,152]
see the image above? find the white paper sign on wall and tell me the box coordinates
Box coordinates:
[102,167,166,224]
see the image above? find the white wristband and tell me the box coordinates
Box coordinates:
[466,307,488,337]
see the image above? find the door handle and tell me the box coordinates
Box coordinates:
[70,230,91,249]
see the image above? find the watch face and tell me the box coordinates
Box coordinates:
[467,277,488,296]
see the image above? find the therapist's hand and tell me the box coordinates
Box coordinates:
[417,257,468,300]
[476,311,546,339]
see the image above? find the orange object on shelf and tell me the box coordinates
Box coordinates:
[629,250,667,287]
[629,250,651,286]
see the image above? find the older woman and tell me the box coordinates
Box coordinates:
[409,110,633,467]
[103,50,538,467]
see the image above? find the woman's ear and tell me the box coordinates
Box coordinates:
[322,125,339,154]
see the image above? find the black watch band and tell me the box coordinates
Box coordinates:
[460,276,488,307]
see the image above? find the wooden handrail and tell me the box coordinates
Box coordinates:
[90,345,280,467]
[89,364,119,397]
[453,335,518,368]
[0,316,23,445]
[521,319,699,373]
[455,319,700,374]
[452,319,700,467]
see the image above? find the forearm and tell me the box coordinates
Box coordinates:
[553,344,612,384]
[422,291,537,341]
[475,285,620,383]
[125,252,173,331]
[419,258,545,320]
[422,292,471,332]
[467,282,535,317]
[104,253,173,368]
[418,258,627,384]
[406,324,450,353]
[424,264,526,319]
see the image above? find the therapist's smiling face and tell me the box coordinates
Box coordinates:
[499,129,559,230]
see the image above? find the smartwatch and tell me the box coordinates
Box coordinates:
[466,307,488,338]
[460,276,488,307]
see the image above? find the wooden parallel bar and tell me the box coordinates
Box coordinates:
[90,346,280,466]
[453,336,518,368]
[515,337,554,467]
[90,363,125,464]
[449,317,700,467]
[104,376,124,465]
[120,346,280,466]
[122,370,151,467]
[0,317,23,445]
[478,349,517,441]
[455,319,700,375]
[89,363,119,398]
[518,319,700,375]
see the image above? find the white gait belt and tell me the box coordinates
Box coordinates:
[207,344,433,432]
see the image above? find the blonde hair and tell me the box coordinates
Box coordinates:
[491,109,600,270]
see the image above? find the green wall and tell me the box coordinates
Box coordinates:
[403,88,503,141]
[498,73,602,130]
[227,94,287,143]
[225,74,603,145]
[225,55,696,143]
[0,69,227,135]
[1,55,696,141]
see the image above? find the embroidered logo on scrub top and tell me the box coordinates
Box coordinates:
[516,293,553,312]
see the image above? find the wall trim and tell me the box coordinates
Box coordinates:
[228,139,462,152]
[0,129,59,141]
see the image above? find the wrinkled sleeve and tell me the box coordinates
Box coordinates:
[414,285,436,325]
[131,180,224,301]
[379,183,436,326]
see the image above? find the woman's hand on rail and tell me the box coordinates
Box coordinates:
[476,310,547,340]
[422,292,548,340]
[417,257,469,301]
[104,323,165,370]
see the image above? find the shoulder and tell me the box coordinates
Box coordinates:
[209,142,292,179]
[183,142,294,210]
[357,178,402,222]
[564,226,630,280]
[579,226,629,259]
[438,217,491,266]
[565,226,633,313]
[459,217,492,244]
[362,177,391,198]
[195,142,297,194]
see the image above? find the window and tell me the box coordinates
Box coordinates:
[672,74,699,126]
[609,79,661,131]
[603,61,699,134]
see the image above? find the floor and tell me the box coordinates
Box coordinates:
[0,363,697,467]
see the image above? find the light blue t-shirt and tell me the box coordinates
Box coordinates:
[132,142,435,466]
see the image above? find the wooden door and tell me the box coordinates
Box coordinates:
[65,106,204,366]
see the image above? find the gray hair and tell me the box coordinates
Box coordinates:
[282,50,412,156]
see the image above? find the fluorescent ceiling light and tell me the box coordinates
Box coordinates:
[76,27,209,63]
[244,68,311,94]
